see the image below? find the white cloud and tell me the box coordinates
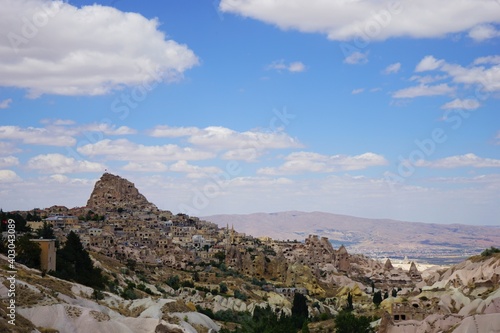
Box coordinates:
[351,88,364,95]
[229,176,293,187]
[80,123,137,135]
[219,0,500,41]
[468,24,500,41]
[122,162,169,172]
[441,98,480,110]
[0,170,21,183]
[415,55,444,72]
[0,98,12,109]
[221,148,264,162]
[344,51,368,65]
[45,174,94,185]
[149,125,302,160]
[384,62,401,74]
[412,55,500,93]
[496,131,500,145]
[267,60,306,73]
[169,160,222,178]
[40,119,76,126]
[186,126,303,154]
[27,153,106,173]
[77,138,216,161]
[288,61,306,72]
[415,153,500,168]
[258,151,388,175]
[409,74,448,85]
[440,61,500,92]
[474,56,500,65]
[0,0,198,97]
[149,125,201,138]
[0,125,75,146]
[0,142,21,155]
[0,156,19,168]
[392,84,455,99]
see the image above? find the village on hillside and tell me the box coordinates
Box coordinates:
[2,173,500,333]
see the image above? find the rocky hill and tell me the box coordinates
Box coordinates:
[204,211,500,264]
[86,173,159,214]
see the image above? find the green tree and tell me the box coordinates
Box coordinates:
[36,222,55,239]
[334,311,374,333]
[126,258,136,272]
[302,320,310,333]
[16,234,41,269]
[166,275,181,290]
[53,231,104,288]
[345,292,354,311]
[1,211,28,232]
[292,292,309,329]
[481,247,500,257]
[373,291,383,307]
[219,282,228,294]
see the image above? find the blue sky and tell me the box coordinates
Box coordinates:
[0,0,499,225]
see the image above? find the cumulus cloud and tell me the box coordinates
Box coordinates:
[0,98,12,109]
[257,151,388,175]
[415,56,444,72]
[27,153,106,173]
[0,142,21,155]
[80,123,137,135]
[77,138,216,161]
[169,160,222,178]
[0,0,199,97]
[392,84,455,99]
[149,125,201,138]
[0,170,21,183]
[148,125,302,161]
[40,119,76,126]
[267,60,306,73]
[344,51,368,65]
[474,56,500,65]
[441,98,480,110]
[0,156,19,168]
[122,161,169,172]
[187,126,302,151]
[383,62,401,74]
[415,153,500,168]
[351,88,364,95]
[0,125,75,146]
[468,24,500,41]
[412,55,500,92]
[219,0,500,41]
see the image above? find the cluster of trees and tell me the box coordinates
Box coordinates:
[51,231,105,289]
[481,246,500,257]
[0,216,105,290]
[203,293,309,333]
[0,210,29,232]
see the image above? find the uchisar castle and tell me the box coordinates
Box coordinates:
[1,172,499,333]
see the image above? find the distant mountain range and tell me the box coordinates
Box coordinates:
[203,211,500,264]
